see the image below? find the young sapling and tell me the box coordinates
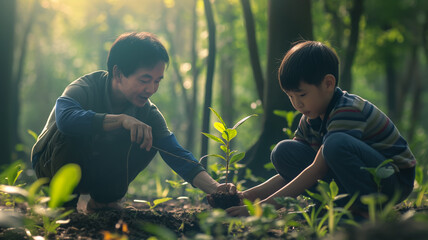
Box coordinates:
[201,107,257,209]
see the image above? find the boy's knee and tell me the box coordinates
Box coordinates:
[323,132,354,163]
[271,140,297,165]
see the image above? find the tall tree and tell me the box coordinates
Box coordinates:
[200,0,217,168]
[340,0,363,92]
[0,0,16,165]
[243,0,313,179]
[240,0,264,102]
[11,0,40,160]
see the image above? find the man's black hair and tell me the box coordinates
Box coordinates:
[107,32,169,78]
[278,41,339,91]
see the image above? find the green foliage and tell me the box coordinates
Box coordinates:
[134,197,172,212]
[0,163,81,238]
[141,222,177,240]
[49,163,81,209]
[201,108,257,185]
[273,110,300,138]
[361,159,395,192]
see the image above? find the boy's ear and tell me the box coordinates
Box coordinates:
[323,74,336,89]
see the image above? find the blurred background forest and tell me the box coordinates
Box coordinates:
[1,0,428,195]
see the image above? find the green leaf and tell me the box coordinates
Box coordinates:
[273,110,288,119]
[232,114,257,130]
[28,178,49,206]
[220,145,227,153]
[209,107,227,128]
[415,166,423,185]
[329,180,339,198]
[201,132,225,145]
[27,129,39,142]
[153,197,172,207]
[49,164,81,209]
[222,129,237,141]
[376,166,395,179]
[213,122,226,133]
[205,154,226,161]
[230,152,245,165]
[305,190,324,202]
[243,199,255,215]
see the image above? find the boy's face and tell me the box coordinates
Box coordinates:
[285,75,336,120]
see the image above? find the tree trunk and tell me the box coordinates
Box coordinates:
[186,0,201,152]
[384,49,398,122]
[0,0,16,165]
[240,0,264,102]
[243,0,313,179]
[12,0,40,161]
[200,0,217,168]
[340,0,363,92]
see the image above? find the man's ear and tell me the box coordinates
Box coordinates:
[323,74,336,90]
[113,65,122,82]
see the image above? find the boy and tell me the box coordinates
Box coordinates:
[226,41,416,217]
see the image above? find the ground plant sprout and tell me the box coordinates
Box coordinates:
[201,107,257,209]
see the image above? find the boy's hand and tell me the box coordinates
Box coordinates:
[226,205,249,217]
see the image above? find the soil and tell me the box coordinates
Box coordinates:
[209,192,241,209]
[1,195,428,240]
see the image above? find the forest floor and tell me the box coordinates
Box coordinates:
[2,195,428,239]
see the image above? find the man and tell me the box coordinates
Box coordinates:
[31,32,230,212]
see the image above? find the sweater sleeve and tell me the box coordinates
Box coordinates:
[55,96,106,136]
[155,133,206,184]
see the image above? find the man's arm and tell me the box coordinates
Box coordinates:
[56,96,153,150]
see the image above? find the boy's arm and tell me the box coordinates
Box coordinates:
[260,146,328,209]
[226,147,328,216]
[242,174,287,201]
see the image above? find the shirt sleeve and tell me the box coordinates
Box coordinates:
[155,133,206,184]
[55,96,106,136]
[324,107,367,142]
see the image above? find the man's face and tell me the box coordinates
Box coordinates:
[118,62,165,107]
[285,80,333,120]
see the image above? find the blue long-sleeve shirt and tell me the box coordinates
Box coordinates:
[32,71,205,184]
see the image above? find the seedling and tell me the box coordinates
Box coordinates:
[361,159,395,193]
[201,107,257,187]
[201,108,256,209]
[134,197,172,214]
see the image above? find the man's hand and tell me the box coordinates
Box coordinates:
[226,205,249,217]
[121,114,153,151]
[206,183,240,207]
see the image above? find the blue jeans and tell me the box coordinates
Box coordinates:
[271,132,414,207]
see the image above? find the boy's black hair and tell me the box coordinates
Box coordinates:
[278,41,339,91]
[107,32,169,79]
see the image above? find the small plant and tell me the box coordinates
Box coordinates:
[0,163,81,238]
[134,197,172,214]
[361,159,395,193]
[414,165,428,207]
[306,180,358,235]
[201,107,256,209]
[273,110,301,138]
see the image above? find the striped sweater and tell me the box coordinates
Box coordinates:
[294,87,416,169]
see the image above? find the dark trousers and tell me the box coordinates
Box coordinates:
[35,130,157,204]
[271,132,415,207]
